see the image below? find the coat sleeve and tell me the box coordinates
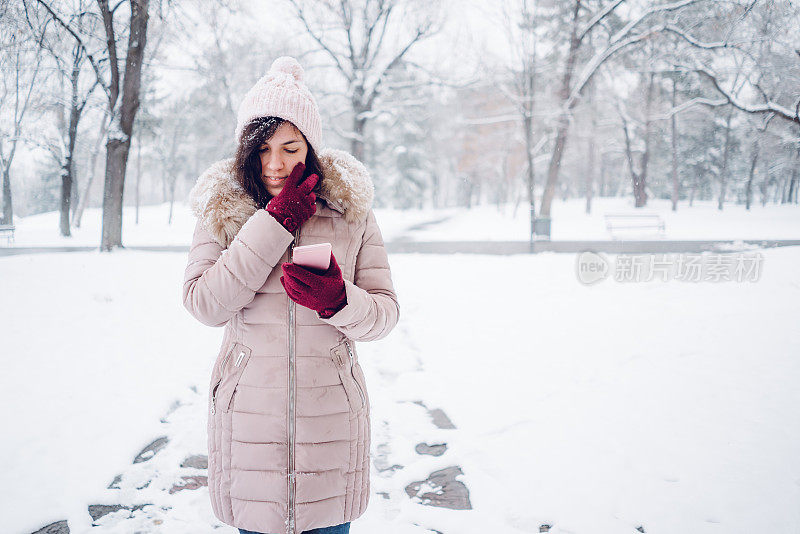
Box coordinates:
[183,209,295,327]
[316,208,400,341]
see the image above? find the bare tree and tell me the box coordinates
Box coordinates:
[73,109,109,228]
[152,100,188,225]
[617,74,654,209]
[661,3,799,209]
[285,0,442,162]
[585,70,597,214]
[0,8,49,226]
[535,0,702,234]
[23,0,101,236]
[97,0,149,250]
[669,71,679,211]
[35,0,151,250]
[499,0,542,242]
[664,26,800,125]
[716,107,735,210]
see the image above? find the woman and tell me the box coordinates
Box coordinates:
[182,56,400,534]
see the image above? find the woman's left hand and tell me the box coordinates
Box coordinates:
[280,251,347,318]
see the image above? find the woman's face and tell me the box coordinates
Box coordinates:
[258,121,308,197]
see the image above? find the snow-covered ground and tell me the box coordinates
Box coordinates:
[2,238,799,533]
[402,197,800,241]
[0,202,433,247]
[4,195,800,249]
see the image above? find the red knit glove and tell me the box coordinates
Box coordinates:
[280,251,347,318]
[265,162,319,233]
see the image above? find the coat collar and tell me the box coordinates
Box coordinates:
[189,147,374,248]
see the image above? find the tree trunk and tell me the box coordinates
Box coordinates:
[620,99,651,209]
[585,77,596,214]
[351,78,367,163]
[100,0,149,251]
[717,108,733,210]
[60,72,82,236]
[60,42,88,237]
[670,76,679,211]
[539,0,582,219]
[523,113,536,241]
[621,117,640,200]
[70,161,80,221]
[599,153,607,197]
[787,148,799,204]
[1,163,12,225]
[59,166,73,236]
[74,112,109,228]
[101,137,131,249]
[351,112,367,163]
[135,131,141,224]
[161,165,167,202]
[778,175,788,203]
[632,72,655,208]
[745,138,758,210]
[585,133,594,213]
[431,167,440,208]
[1,117,25,226]
[168,175,177,225]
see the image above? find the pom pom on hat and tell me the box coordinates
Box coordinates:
[235,56,322,152]
[270,56,304,82]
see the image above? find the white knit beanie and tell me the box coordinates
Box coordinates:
[235,56,323,153]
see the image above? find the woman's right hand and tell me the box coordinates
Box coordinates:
[265,162,319,233]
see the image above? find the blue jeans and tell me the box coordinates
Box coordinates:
[239,522,350,534]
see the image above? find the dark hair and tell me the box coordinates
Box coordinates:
[233,116,324,209]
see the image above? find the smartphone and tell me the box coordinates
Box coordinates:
[292,242,332,271]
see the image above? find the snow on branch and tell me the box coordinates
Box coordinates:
[367,24,433,109]
[661,25,799,124]
[458,113,522,126]
[605,0,699,50]
[363,1,396,72]
[33,0,110,99]
[565,0,702,109]
[661,24,740,50]
[650,96,728,120]
[286,0,353,81]
[578,0,626,41]
[692,68,799,124]
[566,27,658,110]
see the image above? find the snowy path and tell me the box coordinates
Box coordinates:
[3,247,800,533]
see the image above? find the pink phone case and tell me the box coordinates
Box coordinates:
[292,242,332,271]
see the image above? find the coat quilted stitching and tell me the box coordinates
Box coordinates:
[182,149,399,534]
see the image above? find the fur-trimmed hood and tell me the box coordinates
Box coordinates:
[188,147,374,248]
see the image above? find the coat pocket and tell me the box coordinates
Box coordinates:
[211,342,252,415]
[330,339,366,413]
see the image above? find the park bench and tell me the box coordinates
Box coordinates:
[604,213,665,238]
[0,224,15,245]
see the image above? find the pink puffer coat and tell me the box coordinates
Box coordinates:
[182,148,399,534]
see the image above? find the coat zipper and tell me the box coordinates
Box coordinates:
[345,340,366,406]
[211,347,233,415]
[287,226,299,534]
[226,348,248,412]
